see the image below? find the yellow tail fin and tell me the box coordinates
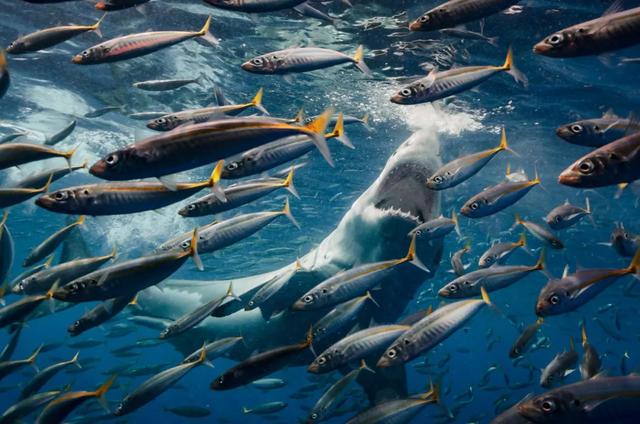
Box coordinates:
[627,247,640,274]
[502,46,513,71]
[581,322,588,347]
[480,286,491,306]
[92,13,107,31]
[75,215,86,226]
[517,232,526,247]
[353,45,371,74]
[94,375,116,399]
[0,50,6,69]
[199,16,212,36]
[534,249,545,271]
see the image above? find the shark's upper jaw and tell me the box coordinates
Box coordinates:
[372,160,437,226]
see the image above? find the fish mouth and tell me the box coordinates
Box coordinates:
[459,207,471,217]
[291,300,306,310]
[535,302,546,316]
[533,42,551,55]
[555,127,570,139]
[408,21,422,31]
[557,171,580,187]
[89,160,107,177]
[437,287,449,297]
[307,363,319,373]
[71,55,83,64]
[376,357,391,368]
[95,2,106,10]
[389,93,410,105]
[240,62,255,72]
[34,195,53,210]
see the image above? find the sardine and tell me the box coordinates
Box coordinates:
[479,233,526,268]
[427,128,512,190]
[513,214,564,249]
[409,0,521,32]
[0,174,52,209]
[439,250,544,298]
[536,250,640,316]
[24,215,85,267]
[20,352,81,400]
[540,338,578,388]
[0,143,76,171]
[89,110,333,180]
[242,46,370,75]
[146,88,267,131]
[546,198,592,230]
[0,51,9,99]
[72,16,218,64]
[182,336,243,364]
[68,294,134,336]
[293,234,426,310]
[534,5,640,57]
[461,173,540,218]
[133,75,203,92]
[0,389,62,424]
[509,318,543,358]
[451,242,471,276]
[114,349,208,416]
[6,15,105,54]
[391,48,526,104]
[559,132,640,188]
[204,0,307,13]
[556,111,640,147]
[96,0,150,11]
[580,323,601,380]
[377,288,491,367]
[0,345,42,382]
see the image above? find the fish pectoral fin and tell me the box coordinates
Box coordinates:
[563,368,576,377]
[158,176,178,191]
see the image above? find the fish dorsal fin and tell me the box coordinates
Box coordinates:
[602,108,618,120]
[603,0,625,16]
[562,265,570,278]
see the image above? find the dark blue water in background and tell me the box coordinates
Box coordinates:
[1,0,640,422]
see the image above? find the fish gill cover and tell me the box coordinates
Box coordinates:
[0,0,640,423]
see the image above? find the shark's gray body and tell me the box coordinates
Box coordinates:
[136,129,443,403]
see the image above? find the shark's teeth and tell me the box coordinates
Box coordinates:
[377,205,422,224]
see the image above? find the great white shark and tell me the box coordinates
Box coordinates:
[134,127,443,404]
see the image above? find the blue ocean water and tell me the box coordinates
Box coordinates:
[1,0,639,423]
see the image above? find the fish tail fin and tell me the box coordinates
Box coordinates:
[329,113,354,149]
[421,379,440,403]
[189,228,204,271]
[226,281,241,302]
[64,145,79,168]
[353,45,371,75]
[95,375,116,412]
[581,322,588,347]
[360,359,375,373]
[535,249,546,271]
[282,166,300,199]
[498,127,519,157]
[28,344,43,363]
[293,108,305,124]
[451,210,461,238]
[196,342,208,365]
[512,213,524,231]
[92,13,107,37]
[71,351,82,368]
[502,46,528,86]
[128,294,138,306]
[569,336,575,352]
[304,107,334,167]
[207,160,227,203]
[108,247,117,260]
[0,50,6,70]
[585,197,597,227]
[242,407,251,414]
[38,174,53,193]
[404,233,430,272]
[303,326,314,348]
[518,232,527,247]
[364,291,380,308]
[480,286,491,306]
[198,16,219,47]
[626,247,640,275]
[281,197,300,229]
[250,87,269,115]
[361,113,371,130]
[75,215,86,226]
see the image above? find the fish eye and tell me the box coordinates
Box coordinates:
[82,50,90,57]
[227,162,239,171]
[54,191,69,201]
[400,88,411,96]
[419,15,429,22]
[180,241,190,249]
[252,58,263,65]
[469,202,479,210]
[463,281,471,286]
[541,399,556,412]
[549,294,560,305]
[311,413,318,420]
[387,349,397,358]
[188,204,196,211]
[217,376,224,384]
[485,256,493,263]
[303,295,313,303]
[415,230,422,236]
[156,118,166,124]
[554,216,562,223]
[547,33,564,45]
[448,285,457,293]
[18,282,24,290]
[433,176,443,184]
[317,356,327,365]
[105,154,119,166]
[577,160,595,174]
[570,124,583,134]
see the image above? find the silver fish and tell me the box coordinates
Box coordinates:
[545,198,592,230]
[182,336,243,364]
[12,162,85,189]
[461,173,540,218]
[426,128,511,190]
[540,338,578,388]
[20,352,81,400]
[556,111,640,147]
[6,16,104,54]
[439,251,545,298]
[451,242,471,276]
[0,389,62,424]
[580,323,601,380]
[133,75,204,91]
[391,48,526,104]
[377,288,491,367]
[242,46,370,75]
[203,0,306,13]
[514,214,564,249]
[114,349,208,416]
[68,294,134,337]
[0,143,76,170]
[45,120,77,146]
[409,0,521,31]
[479,233,527,268]
[23,215,85,267]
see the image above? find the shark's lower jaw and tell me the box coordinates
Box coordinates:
[135,129,442,401]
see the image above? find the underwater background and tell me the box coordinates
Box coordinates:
[1,0,640,423]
